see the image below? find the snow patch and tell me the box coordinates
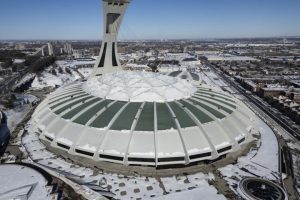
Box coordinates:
[56,137,73,146]
[78,144,97,152]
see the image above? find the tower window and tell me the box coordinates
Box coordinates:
[98,42,107,68]
[106,13,120,34]
[112,42,118,66]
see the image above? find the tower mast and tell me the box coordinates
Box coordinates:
[91,0,130,77]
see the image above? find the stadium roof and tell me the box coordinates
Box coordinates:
[31,71,256,167]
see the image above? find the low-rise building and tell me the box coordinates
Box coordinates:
[260,86,287,98]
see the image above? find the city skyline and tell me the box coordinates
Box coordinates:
[0,0,300,40]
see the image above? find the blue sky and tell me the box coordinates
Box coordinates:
[0,0,299,40]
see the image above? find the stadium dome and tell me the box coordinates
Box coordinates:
[30,70,256,167]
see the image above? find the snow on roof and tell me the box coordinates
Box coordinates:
[244,80,256,87]
[13,59,25,64]
[263,85,288,91]
[83,71,197,102]
[30,78,256,167]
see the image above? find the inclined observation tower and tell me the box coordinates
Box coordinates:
[91,0,130,77]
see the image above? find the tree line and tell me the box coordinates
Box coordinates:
[0,50,26,69]
[0,50,56,73]
[27,56,56,73]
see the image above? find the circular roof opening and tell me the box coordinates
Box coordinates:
[240,178,287,200]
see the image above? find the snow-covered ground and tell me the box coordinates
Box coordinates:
[56,59,95,69]
[30,60,93,90]
[157,173,226,200]
[5,106,31,131]
[153,187,225,200]
[251,120,278,173]
[218,110,279,197]
[4,94,38,132]
[3,55,282,199]
[0,164,51,200]
[31,64,84,89]
[14,73,35,89]
[20,94,39,104]
[77,67,92,78]
[201,71,228,87]
[13,59,25,64]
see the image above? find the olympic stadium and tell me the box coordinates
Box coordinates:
[30,0,258,169]
[31,70,257,168]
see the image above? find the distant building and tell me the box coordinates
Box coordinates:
[123,63,151,71]
[272,96,300,124]
[41,47,45,57]
[72,49,82,58]
[243,80,259,93]
[14,44,25,51]
[64,43,73,55]
[72,49,91,58]
[204,54,257,61]
[286,89,300,103]
[260,87,287,98]
[47,43,54,56]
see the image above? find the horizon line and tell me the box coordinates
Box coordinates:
[1,35,300,42]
